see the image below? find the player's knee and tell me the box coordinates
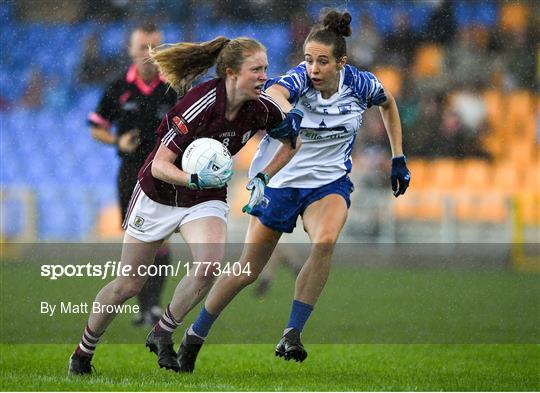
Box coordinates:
[314,231,339,245]
[192,270,216,286]
[112,279,144,300]
[310,237,337,257]
[236,270,259,287]
[191,265,220,281]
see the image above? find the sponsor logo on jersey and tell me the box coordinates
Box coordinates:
[172,116,188,135]
[241,131,251,144]
[301,100,312,110]
[303,127,350,141]
[338,104,352,114]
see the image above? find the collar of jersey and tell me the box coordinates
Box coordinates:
[125,64,166,96]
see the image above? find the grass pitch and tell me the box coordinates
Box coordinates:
[1,260,539,390]
[1,343,539,391]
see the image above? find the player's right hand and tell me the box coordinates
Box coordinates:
[242,172,269,214]
[188,156,233,190]
[268,108,303,149]
[117,129,141,153]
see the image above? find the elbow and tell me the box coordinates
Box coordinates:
[379,90,395,111]
[151,160,162,179]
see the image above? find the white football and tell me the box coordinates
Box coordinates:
[181,138,232,174]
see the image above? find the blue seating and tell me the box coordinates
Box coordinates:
[101,24,128,57]
[162,23,183,44]
[455,0,497,28]
[36,186,98,240]
[0,7,505,239]
[0,198,25,237]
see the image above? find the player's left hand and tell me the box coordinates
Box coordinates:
[189,156,234,190]
[391,155,410,197]
[242,172,269,214]
[268,108,303,149]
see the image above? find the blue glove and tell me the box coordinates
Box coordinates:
[391,155,411,197]
[242,172,269,214]
[267,108,303,149]
[188,155,233,190]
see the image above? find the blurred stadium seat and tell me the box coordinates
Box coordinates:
[499,2,528,32]
[392,189,446,221]
[461,159,490,190]
[429,159,461,192]
[453,190,508,223]
[95,204,123,239]
[0,1,537,242]
[412,44,443,78]
[405,159,427,190]
[374,66,402,97]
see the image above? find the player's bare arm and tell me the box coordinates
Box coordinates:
[151,143,191,187]
[378,90,404,157]
[265,84,292,113]
[262,136,301,179]
[90,125,116,145]
[91,126,140,153]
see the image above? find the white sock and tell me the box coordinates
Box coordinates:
[188,325,206,340]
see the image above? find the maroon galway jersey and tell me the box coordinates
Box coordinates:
[138,78,285,207]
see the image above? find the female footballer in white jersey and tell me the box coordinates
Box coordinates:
[177,9,411,371]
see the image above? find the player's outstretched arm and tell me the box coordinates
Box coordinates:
[262,136,301,179]
[90,125,117,145]
[265,84,293,112]
[242,134,300,213]
[378,91,410,197]
[378,91,403,158]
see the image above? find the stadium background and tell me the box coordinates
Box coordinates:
[0,0,537,246]
[0,0,539,390]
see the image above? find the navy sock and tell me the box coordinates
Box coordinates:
[191,307,217,338]
[286,300,314,333]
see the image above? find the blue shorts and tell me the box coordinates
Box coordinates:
[249,175,354,233]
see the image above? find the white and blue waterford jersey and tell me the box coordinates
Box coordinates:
[250,62,387,188]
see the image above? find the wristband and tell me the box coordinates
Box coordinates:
[189,174,201,190]
[255,172,269,185]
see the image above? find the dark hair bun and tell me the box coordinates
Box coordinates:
[322,10,352,37]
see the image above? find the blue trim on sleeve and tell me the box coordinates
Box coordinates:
[344,64,387,108]
[264,62,312,104]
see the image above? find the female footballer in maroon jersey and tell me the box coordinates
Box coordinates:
[68,37,300,375]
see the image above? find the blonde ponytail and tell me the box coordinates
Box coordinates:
[150,36,266,95]
[150,36,230,94]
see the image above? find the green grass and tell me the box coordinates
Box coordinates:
[2,264,538,344]
[1,260,539,390]
[1,344,538,391]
